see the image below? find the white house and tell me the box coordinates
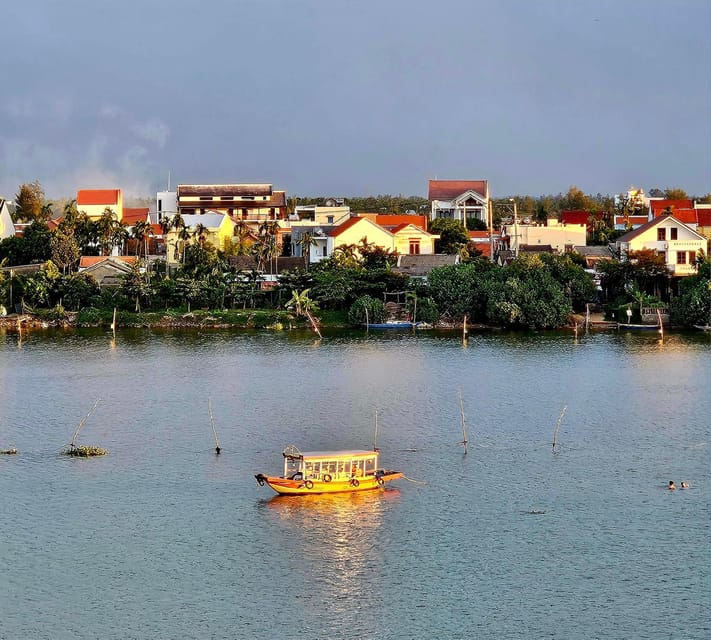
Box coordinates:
[0,198,15,240]
[428,179,489,225]
[616,214,706,277]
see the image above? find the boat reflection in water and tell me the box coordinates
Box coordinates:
[263,488,400,630]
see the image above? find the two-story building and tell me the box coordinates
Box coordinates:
[76,189,123,221]
[175,184,287,222]
[428,179,489,225]
[616,214,706,277]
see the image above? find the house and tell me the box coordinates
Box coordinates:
[121,207,150,226]
[393,254,459,278]
[78,256,138,288]
[293,205,351,225]
[175,184,287,222]
[695,204,711,243]
[615,214,706,277]
[390,223,438,256]
[165,212,236,265]
[428,180,489,225]
[501,218,586,255]
[573,245,616,270]
[76,189,123,221]
[0,198,15,240]
[649,199,696,226]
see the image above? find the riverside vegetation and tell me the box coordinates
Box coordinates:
[1,185,710,330]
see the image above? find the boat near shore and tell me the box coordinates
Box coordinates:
[255,445,403,495]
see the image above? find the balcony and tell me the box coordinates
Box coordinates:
[667,263,697,276]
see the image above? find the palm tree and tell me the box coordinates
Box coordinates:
[298,231,318,270]
[286,288,317,317]
[193,223,209,248]
[132,220,151,257]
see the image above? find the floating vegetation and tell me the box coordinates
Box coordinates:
[65,444,108,457]
[1,448,18,455]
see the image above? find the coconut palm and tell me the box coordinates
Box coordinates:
[193,223,209,248]
[132,220,152,257]
[298,231,318,270]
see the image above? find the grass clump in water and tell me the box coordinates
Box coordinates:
[65,444,108,457]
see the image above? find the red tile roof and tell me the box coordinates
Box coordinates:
[76,189,121,205]
[696,210,711,226]
[122,208,150,225]
[650,199,693,217]
[428,180,487,201]
[560,210,589,225]
[468,230,489,239]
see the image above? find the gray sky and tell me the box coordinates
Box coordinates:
[1,0,709,200]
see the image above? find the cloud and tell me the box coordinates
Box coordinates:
[131,119,170,148]
[0,97,170,200]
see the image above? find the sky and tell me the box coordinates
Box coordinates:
[1,0,709,201]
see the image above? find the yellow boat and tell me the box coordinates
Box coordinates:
[255,445,403,495]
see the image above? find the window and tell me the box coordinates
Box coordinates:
[409,239,421,254]
[689,251,696,264]
[199,196,211,201]
[322,246,327,257]
[670,228,678,240]
[222,196,234,201]
[327,216,334,223]
[677,252,686,264]
[657,228,666,241]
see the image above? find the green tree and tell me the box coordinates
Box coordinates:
[132,220,152,257]
[50,228,80,273]
[57,272,100,310]
[671,256,711,327]
[663,188,688,200]
[429,219,469,254]
[286,288,318,318]
[348,295,386,324]
[120,262,153,312]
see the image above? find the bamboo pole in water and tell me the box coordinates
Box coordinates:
[71,398,101,448]
[209,398,221,454]
[462,314,468,345]
[305,308,322,339]
[373,410,379,452]
[458,388,469,455]
[552,405,567,453]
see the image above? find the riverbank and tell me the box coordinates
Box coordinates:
[0,309,626,332]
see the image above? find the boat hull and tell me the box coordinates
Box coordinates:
[256,472,403,495]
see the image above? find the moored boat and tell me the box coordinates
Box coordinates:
[255,445,403,495]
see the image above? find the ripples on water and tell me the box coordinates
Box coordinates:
[0,328,709,639]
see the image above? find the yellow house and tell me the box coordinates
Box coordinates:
[325,217,395,262]
[165,212,235,265]
[616,214,706,277]
[76,189,123,221]
[391,223,438,255]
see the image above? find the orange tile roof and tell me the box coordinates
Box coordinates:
[375,214,428,230]
[79,255,138,268]
[468,230,489,239]
[76,189,121,205]
[328,216,364,237]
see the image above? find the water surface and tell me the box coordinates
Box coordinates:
[1,328,709,639]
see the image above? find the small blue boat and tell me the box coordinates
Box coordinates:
[365,321,423,330]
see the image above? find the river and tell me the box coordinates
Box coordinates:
[1,328,709,639]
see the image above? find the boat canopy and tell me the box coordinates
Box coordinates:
[283,448,377,462]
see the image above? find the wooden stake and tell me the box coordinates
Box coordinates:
[209,398,221,454]
[71,398,101,448]
[657,308,664,340]
[305,308,322,339]
[458,388,468,454]
[373,410,379,452]
[462,314,468,345]
[111,307,117,338]
[552,405,567,453]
